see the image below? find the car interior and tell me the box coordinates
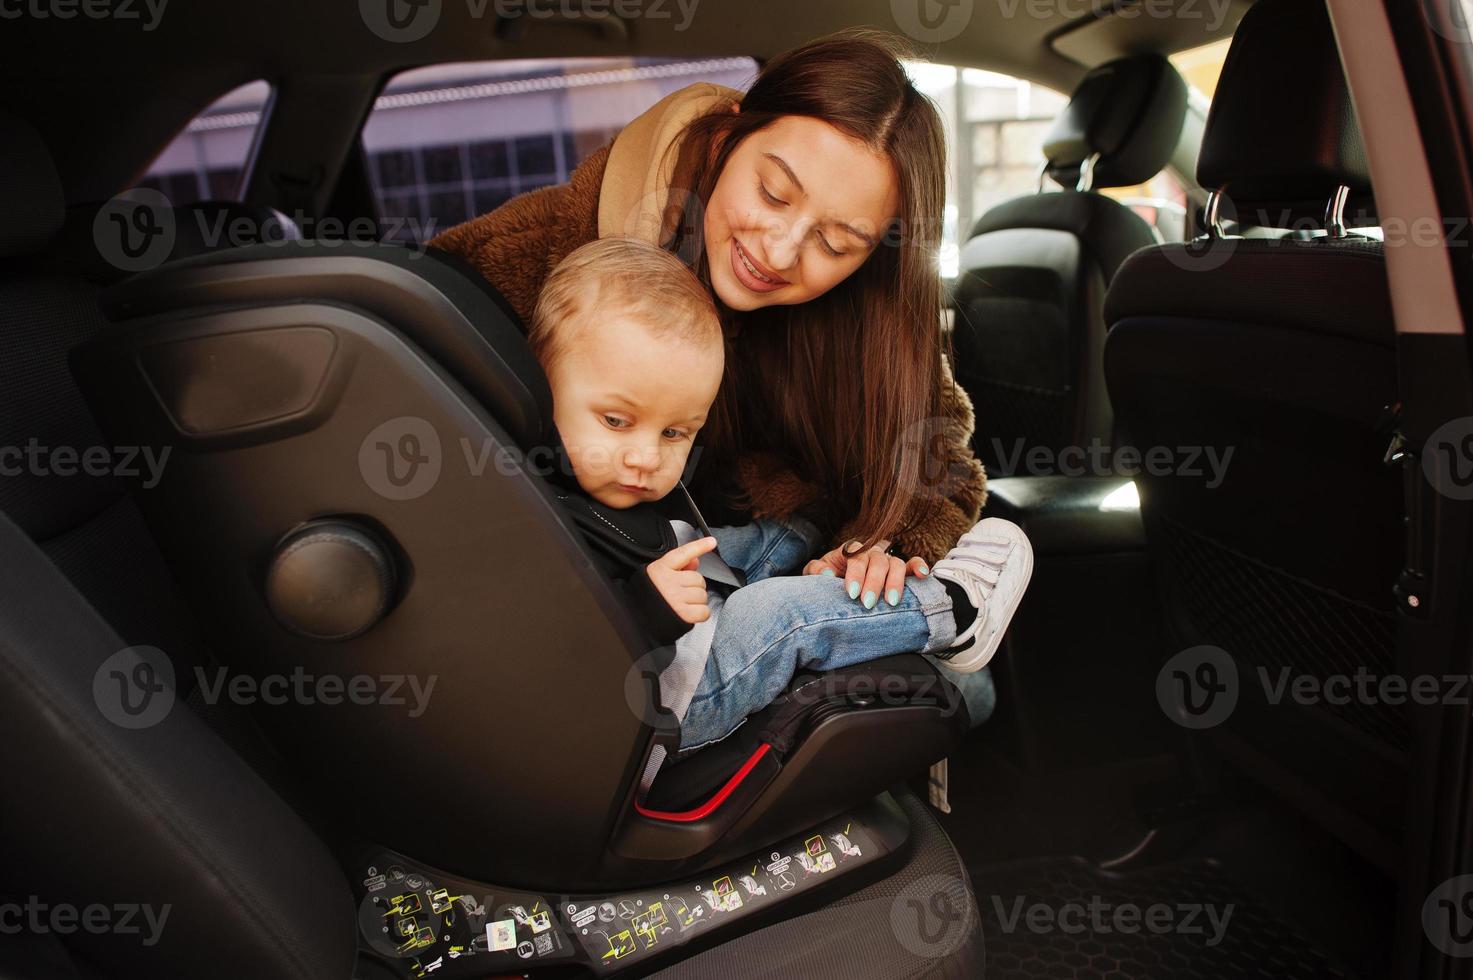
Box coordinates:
[4,0,1473,977]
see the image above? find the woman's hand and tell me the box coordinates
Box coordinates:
[802,540,930,608]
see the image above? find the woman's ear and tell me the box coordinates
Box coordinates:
[729,100,740,114]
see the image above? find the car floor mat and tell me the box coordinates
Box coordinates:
[972,855,1353,979]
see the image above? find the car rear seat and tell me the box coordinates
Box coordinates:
[0,106,356,979]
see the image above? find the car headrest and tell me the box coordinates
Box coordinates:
[0,108,65,258]
[1197,0,1369,204]
[1042,53,1188,190]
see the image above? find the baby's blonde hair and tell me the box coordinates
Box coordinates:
[530,237,722,373]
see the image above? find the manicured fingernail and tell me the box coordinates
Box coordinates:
[821,567,836,577]
[917,563,929,576]
[848,580,860,599]
[887,588,900,606]
[863,590,877,609]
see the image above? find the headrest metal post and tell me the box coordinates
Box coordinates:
[1324,184,1350,239]
[1203,190,1225,239]
[1075,152,1101,193]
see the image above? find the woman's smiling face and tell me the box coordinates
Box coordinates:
[703,114,902,311]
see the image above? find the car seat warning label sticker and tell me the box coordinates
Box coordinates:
[487,919,516,952]
[558,813,882,970]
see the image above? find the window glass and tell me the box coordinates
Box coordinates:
[362,58,758,243]
[135,80,272,205]
[905,62,1069,277]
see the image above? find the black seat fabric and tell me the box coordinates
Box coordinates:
[0,107,355,978]
[954,53,1187,475]
[1103,0,1405,864]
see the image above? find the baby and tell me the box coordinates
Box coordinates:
[530,238,1033,750]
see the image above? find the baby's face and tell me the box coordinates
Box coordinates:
[547,314,724,509]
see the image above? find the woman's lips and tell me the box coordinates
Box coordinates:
[730,238,788,294]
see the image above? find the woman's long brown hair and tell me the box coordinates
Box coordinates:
[664,29,949,555]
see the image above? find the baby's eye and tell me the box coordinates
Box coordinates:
[662,427,688,441]
[603,414,631,429]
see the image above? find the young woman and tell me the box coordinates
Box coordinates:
[430,29,1004,723]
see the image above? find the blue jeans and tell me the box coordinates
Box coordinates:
[680,519,995,750]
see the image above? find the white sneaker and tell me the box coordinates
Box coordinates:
[930,517,1034,672]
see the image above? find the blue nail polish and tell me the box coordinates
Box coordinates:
[863,590,877,609]
[887,588,900,606]
[917,563,929,576]
[821,568,836,577]
[848,581,860,599]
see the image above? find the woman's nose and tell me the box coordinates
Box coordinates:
[762,214,809,271]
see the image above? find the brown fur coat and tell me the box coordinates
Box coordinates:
[428,111,986,562]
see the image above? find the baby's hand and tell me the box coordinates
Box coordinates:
[648,537,718,624]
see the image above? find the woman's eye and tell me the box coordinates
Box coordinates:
[758,181,786,207]
[813,231,848,256]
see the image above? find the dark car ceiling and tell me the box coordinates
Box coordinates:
[0,0,1245,205]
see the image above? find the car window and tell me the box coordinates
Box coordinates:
[904,61,1068,277]
[362,57,758,244]
[133,80,273,204]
